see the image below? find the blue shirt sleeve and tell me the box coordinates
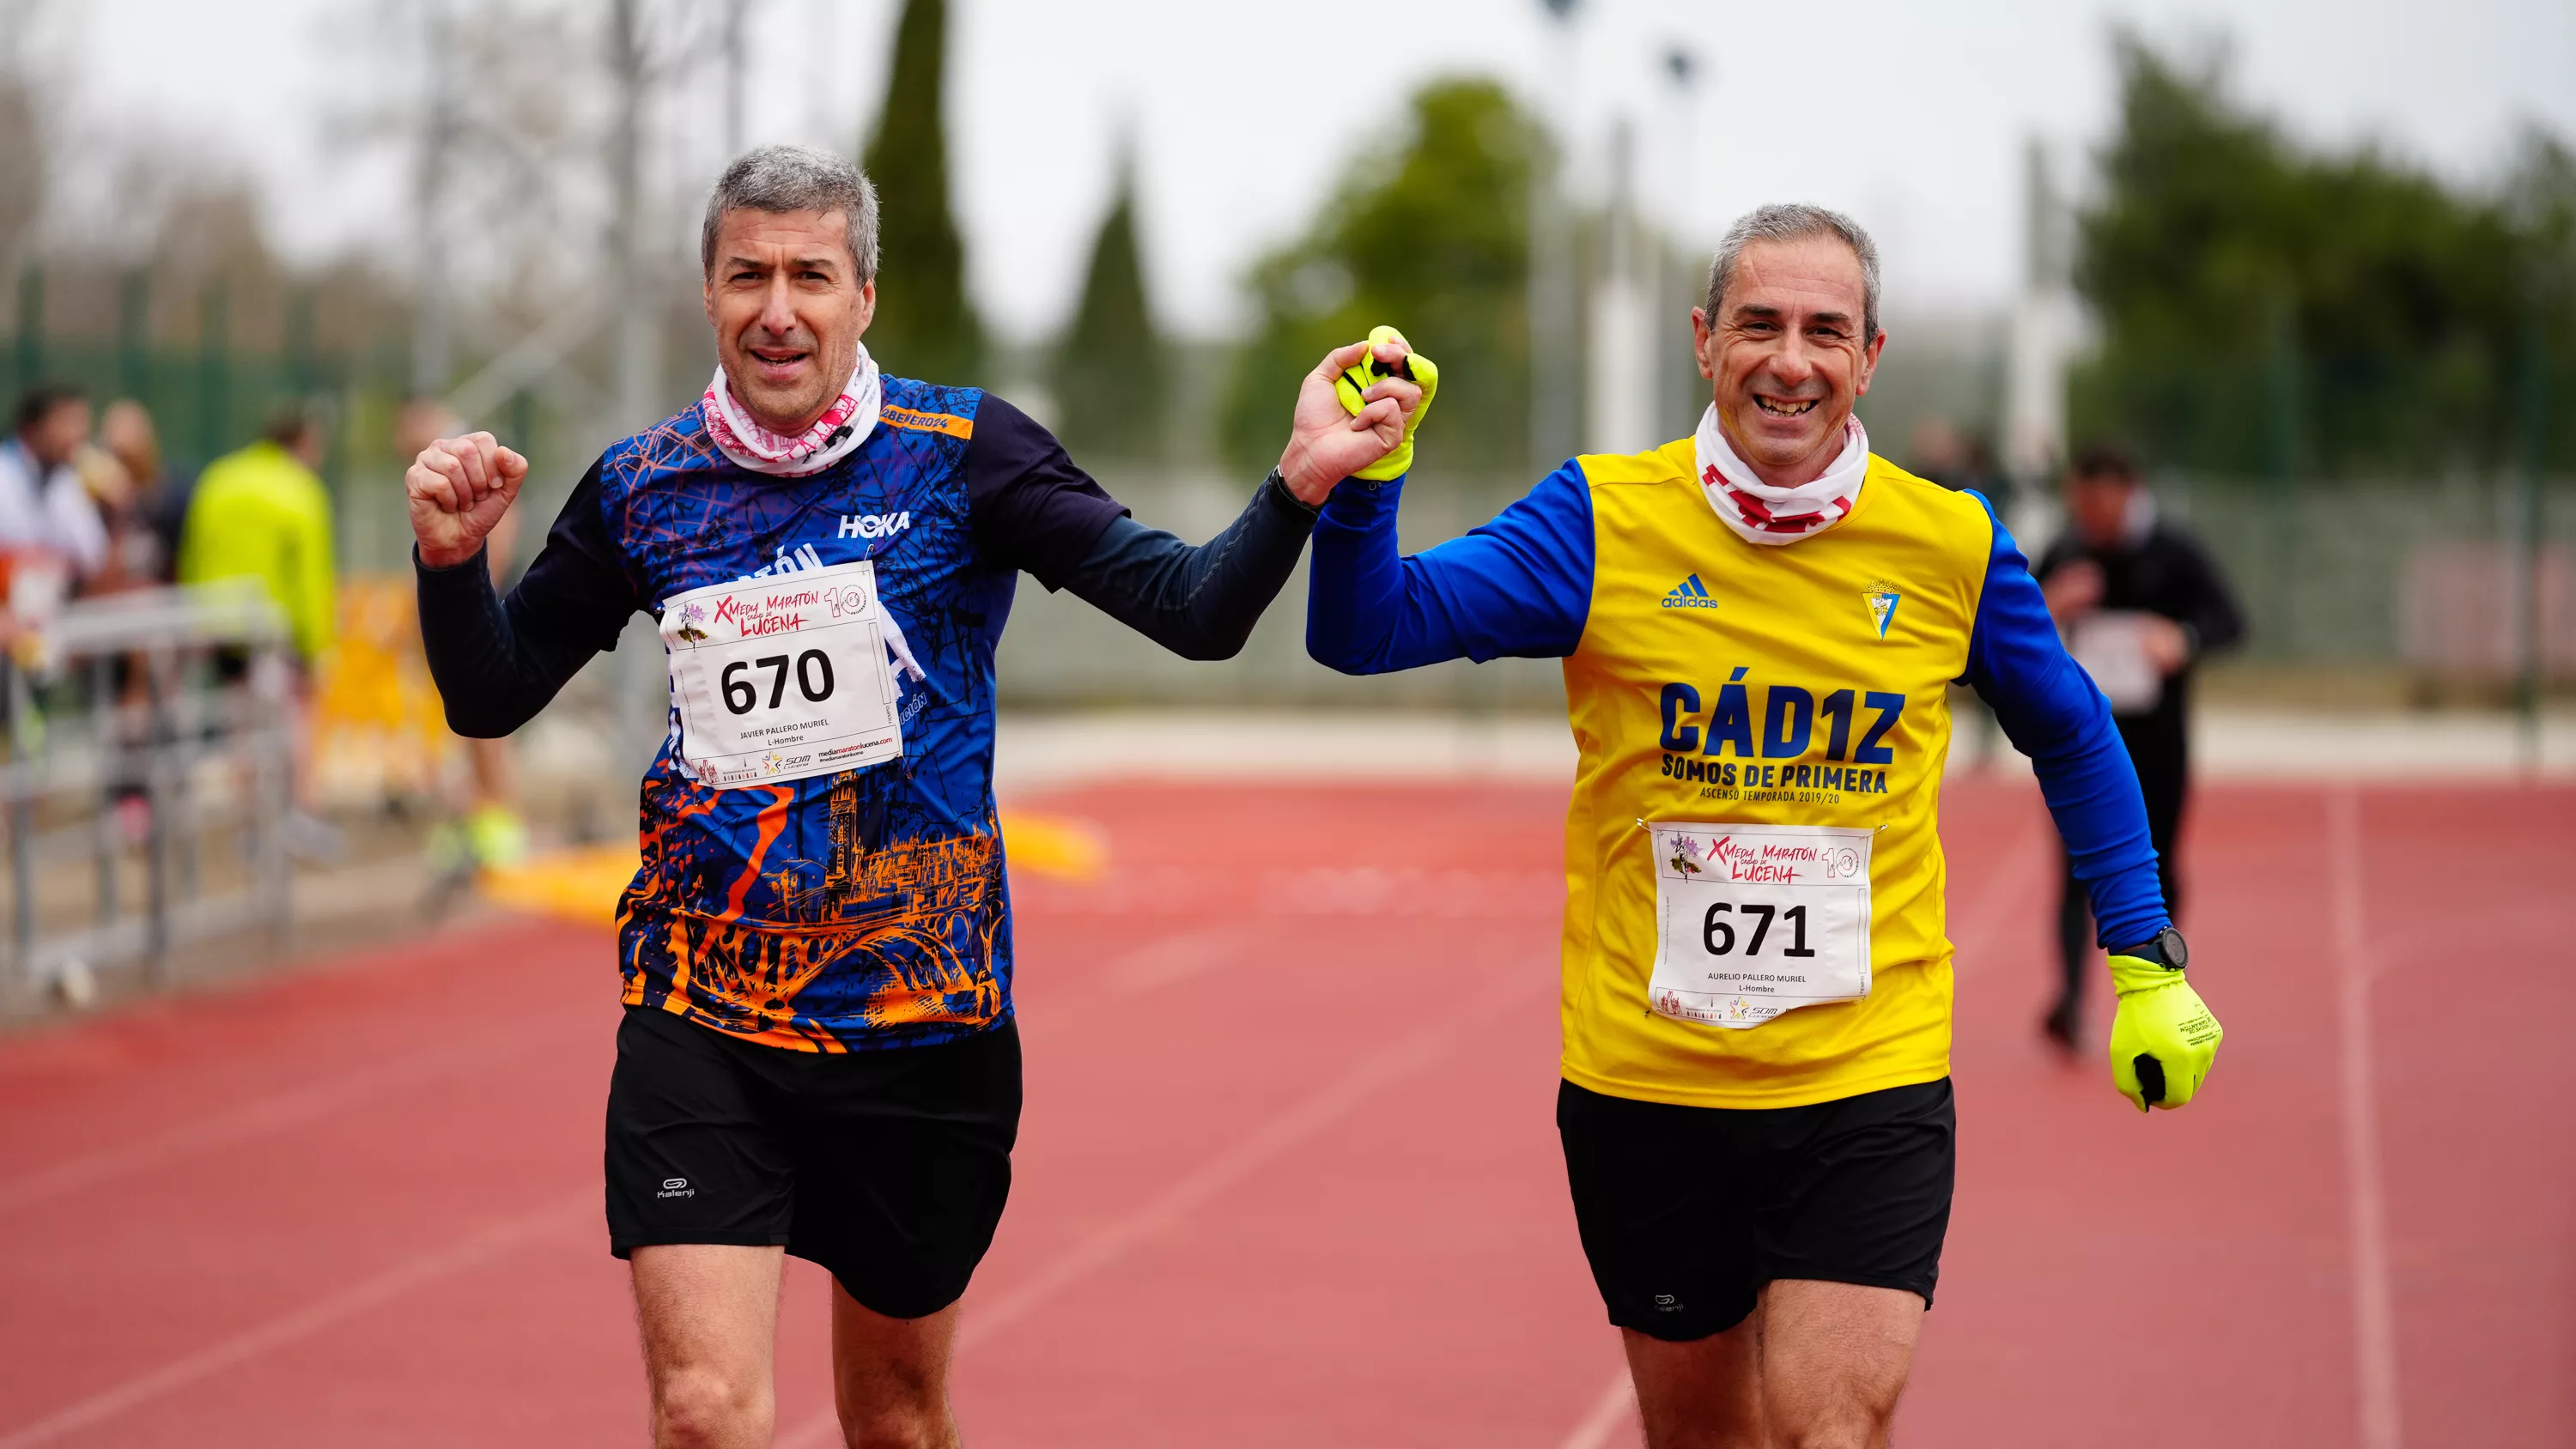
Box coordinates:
[1305,462,1595,673]
[1960,494,2172,951]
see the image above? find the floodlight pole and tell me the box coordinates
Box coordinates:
[412,0,456,397]
[1587,118,1650,454]
[607,0,669,778]
[723,0,751,158]
[607,0,658,436]
[1528,0,1582,475]
[2003,136,2073,549]
[1658,45,1700,440]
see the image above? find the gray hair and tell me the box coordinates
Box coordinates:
[700,144,881,282]
[1701,203,1882,343]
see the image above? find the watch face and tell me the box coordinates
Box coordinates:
[2158,926,2190,969]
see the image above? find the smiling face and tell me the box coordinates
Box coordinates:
[702,208,875,435]
[1692,234,1886,488]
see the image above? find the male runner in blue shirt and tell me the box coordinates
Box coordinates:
[406,145,1419,1448]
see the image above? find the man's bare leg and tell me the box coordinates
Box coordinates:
[632,1244,783,1449]
[1755,1280,1921,1449]
[1624,1279,1921,1449]
[1623,1314,1764,1449]
[830,1283,962,1449]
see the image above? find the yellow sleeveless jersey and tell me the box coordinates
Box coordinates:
[1558,440,1996,1108]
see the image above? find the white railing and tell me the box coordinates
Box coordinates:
[2,581,295,1000]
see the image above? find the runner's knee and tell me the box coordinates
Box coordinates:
[1764,1381,1899,1449]
[653,1365,771,1447]
[837,1400,952,1449]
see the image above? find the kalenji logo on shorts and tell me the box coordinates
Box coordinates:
[1661,573,1720,610]
[838,511,912,541]
[656,1177,696,1199]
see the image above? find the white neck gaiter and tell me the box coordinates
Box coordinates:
[701,345,881,477]
[1692,403,1870,546]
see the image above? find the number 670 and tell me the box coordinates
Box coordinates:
[721,650,835,713]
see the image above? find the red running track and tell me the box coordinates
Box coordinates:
[0,778,2567,1446]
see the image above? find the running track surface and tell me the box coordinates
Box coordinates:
[0,778,2567,1447]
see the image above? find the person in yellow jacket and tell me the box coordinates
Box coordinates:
[1308,206,2221,1447]
[179,405,341,858]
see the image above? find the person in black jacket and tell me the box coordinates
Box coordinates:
[2033,444,2245,1053]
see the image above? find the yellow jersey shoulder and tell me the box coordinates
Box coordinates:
[1575,438,1696,490]
[1856,455,1996,545]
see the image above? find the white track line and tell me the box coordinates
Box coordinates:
[2328,785,2404,1449]
[776,977,1546,1449]
[0,1016,567,1216]
[0,1191,592,1448]
[1550,1367,1639,1449]
[1944,814,2048,978]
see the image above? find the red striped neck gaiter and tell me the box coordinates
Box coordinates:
[702,345,881,478]
[1692,403,1869,547]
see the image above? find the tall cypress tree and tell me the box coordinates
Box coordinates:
[1052,154,1163,460]
[859,0,983,385]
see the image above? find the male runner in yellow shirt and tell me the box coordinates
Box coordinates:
[1308,205,2221,1447]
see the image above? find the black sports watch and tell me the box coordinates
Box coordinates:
[2115,925,2189,971]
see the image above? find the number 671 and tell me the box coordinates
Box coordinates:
[1701,902,1817,958]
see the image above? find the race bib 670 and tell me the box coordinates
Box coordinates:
[659,560,906,788]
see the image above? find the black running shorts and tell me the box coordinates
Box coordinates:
[605,1006,1021,1320]
[1557,1076,1955,1342]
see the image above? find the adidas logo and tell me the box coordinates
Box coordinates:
[1661,573,1721,610]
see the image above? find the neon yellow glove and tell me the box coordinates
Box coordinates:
[1333,324,1438,482]
[2106,952,2224,1113]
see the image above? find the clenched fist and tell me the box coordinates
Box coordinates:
[408,431,528,570]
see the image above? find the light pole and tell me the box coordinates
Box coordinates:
[607,0,658,437]
[1528,0,1582,474]
[722,0,752,158]
[412,0,457,398]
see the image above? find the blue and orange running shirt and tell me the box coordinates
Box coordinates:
[419,381,1236,1053]
[1307,441,2169,1109]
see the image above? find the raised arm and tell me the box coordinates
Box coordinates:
[1058,477,1318,661]
[1959,500,2166,949]
[1306,462,1594,674]
[414,449,640,737]
[972,338,1417,661]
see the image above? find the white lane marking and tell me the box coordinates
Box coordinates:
[1107,923,1255,997]
[775,974,1548,1448]
[1550,1367,1638,1449]
[2329,785,2404,1449]
[0,1016,573,1216]
[1944,813,2048,978]
[0,1191,592,1447]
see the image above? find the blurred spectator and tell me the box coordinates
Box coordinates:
[97,400,175,587]
[2033,443,2245,1054]
[1907,413,2014,514]
[178,403,340,858]
[0,385,109,591]
[396,397,528,872]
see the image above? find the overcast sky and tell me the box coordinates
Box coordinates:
[62,0,2576,343]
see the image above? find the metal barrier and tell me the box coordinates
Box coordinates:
[2,582,295,1002]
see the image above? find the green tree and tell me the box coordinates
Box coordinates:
[2072,34,2574,477]
[1052,153,1163,460]
[1220,78,1540,475]
[859,0,983,385]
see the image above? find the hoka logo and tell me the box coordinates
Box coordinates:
[838,510,912,540]
[1661,573,1720,611]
